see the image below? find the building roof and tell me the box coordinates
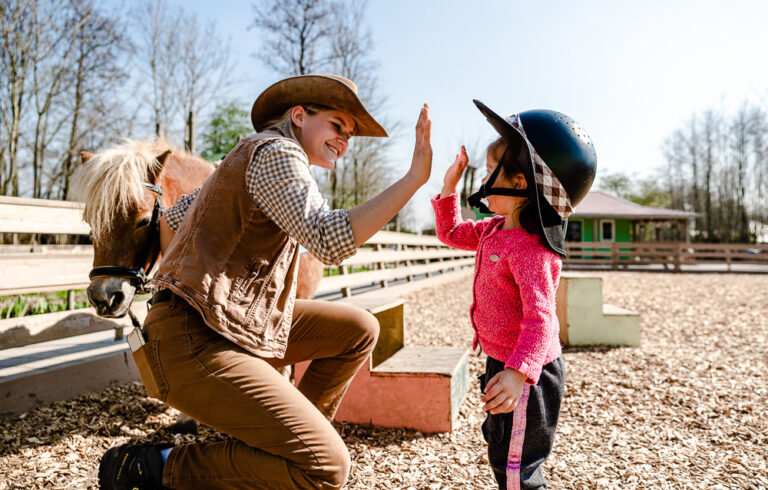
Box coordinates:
[572,191,698,219]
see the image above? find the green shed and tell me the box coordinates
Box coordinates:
[568,191,698,243]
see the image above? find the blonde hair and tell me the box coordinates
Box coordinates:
[263,104,337,141]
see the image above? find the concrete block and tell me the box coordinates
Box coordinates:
[295,297,470,432]
[557,272,641,347]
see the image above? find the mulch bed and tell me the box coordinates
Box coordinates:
[1,272,766,489]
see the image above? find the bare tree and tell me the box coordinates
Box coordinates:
[175,12,234,154]
[0,0,37,195]
[684,116,700,230]
[133,0,182,137]
[748,106,768,237]
[663,101,768,243]
[56,0,129,199]
[700,110,720,241]
[250,0,331,76]
[29,0,83,198]
[730,105,751,242]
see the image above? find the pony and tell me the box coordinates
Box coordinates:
[70,137,323,318]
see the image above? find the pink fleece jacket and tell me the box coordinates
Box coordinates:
[431,193,562,384]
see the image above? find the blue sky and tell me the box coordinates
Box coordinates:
[160,0,768,225]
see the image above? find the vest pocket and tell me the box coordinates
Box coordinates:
[229,255,269,304]
[131,340,169,401]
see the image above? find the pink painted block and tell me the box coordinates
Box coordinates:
[295,346,469,433]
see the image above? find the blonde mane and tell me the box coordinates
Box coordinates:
[70,137,177,241]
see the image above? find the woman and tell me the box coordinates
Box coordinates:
[98,74,432,489]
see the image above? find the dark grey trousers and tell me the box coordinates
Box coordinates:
[479,355,565,490]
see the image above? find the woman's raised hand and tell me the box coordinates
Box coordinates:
[441,145,468,198]
[407,104,432,186]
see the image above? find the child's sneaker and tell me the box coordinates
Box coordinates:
[98,443,169,489]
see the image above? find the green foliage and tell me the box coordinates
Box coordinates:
[598,172,633,199]
[0,291,89,318]
[200,102,252,162]
[322,265,371,277]
[4,297,29,319]
[596,171,672,208]
[632,180,672,208]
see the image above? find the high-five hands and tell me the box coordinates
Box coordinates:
[408,104,432,186]
[481,367,527,414]
[440,145,468,198]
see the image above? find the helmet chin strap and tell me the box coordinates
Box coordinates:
[468,160,528,214]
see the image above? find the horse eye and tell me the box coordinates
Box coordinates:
[135,217,151,229]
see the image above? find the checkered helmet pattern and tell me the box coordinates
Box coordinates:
[507,114,574,219]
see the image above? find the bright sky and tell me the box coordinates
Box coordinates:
[166,0,768,227]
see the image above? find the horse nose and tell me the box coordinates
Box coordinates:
[87,282,124,313]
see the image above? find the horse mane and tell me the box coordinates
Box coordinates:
[70,137,181,240]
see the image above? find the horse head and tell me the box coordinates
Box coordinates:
[72,141,176,317]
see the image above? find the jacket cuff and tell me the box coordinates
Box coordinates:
[504,356,539,385]
[431,192,459,215]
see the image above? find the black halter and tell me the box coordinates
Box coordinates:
[88,182,164,295]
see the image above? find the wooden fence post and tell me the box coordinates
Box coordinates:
[402,243,414,282]
[339,265,351,297]
[375,243,388,288]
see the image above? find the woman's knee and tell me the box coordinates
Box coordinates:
[325,446,351,489]
[347,307,379,352]
[307,433,351,489]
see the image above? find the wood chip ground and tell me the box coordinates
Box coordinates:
[1,272,766,489]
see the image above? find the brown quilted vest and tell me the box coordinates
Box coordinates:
[153,131,299,358]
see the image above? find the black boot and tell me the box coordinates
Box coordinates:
[98,443,171,489]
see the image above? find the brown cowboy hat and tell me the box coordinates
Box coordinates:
[250,74,387,137]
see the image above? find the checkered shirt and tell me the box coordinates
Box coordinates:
[164,138,356,265]
[165,190,199,231]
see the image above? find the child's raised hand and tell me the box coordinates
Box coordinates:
[481,368,527,414]
[440,145,468,198]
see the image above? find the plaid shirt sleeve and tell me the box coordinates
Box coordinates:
[248,139,357,265]
[165,187,201,232]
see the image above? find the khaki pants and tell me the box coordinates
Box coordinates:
[142,293,379,489]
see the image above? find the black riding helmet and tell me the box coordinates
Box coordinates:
[470,100,597,256]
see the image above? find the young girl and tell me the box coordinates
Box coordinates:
[98,74,432,489]
[432,100,596,490]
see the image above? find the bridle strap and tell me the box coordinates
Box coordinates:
[89,182,164,295]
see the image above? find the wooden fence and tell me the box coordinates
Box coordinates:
[564,241,768,271]
[0,195,474,306]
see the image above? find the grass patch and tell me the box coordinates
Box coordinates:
[323,265,373,277]
[0,290,89,319]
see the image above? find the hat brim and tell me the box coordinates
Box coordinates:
[251,75,387,137]
[473,99,567,256]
